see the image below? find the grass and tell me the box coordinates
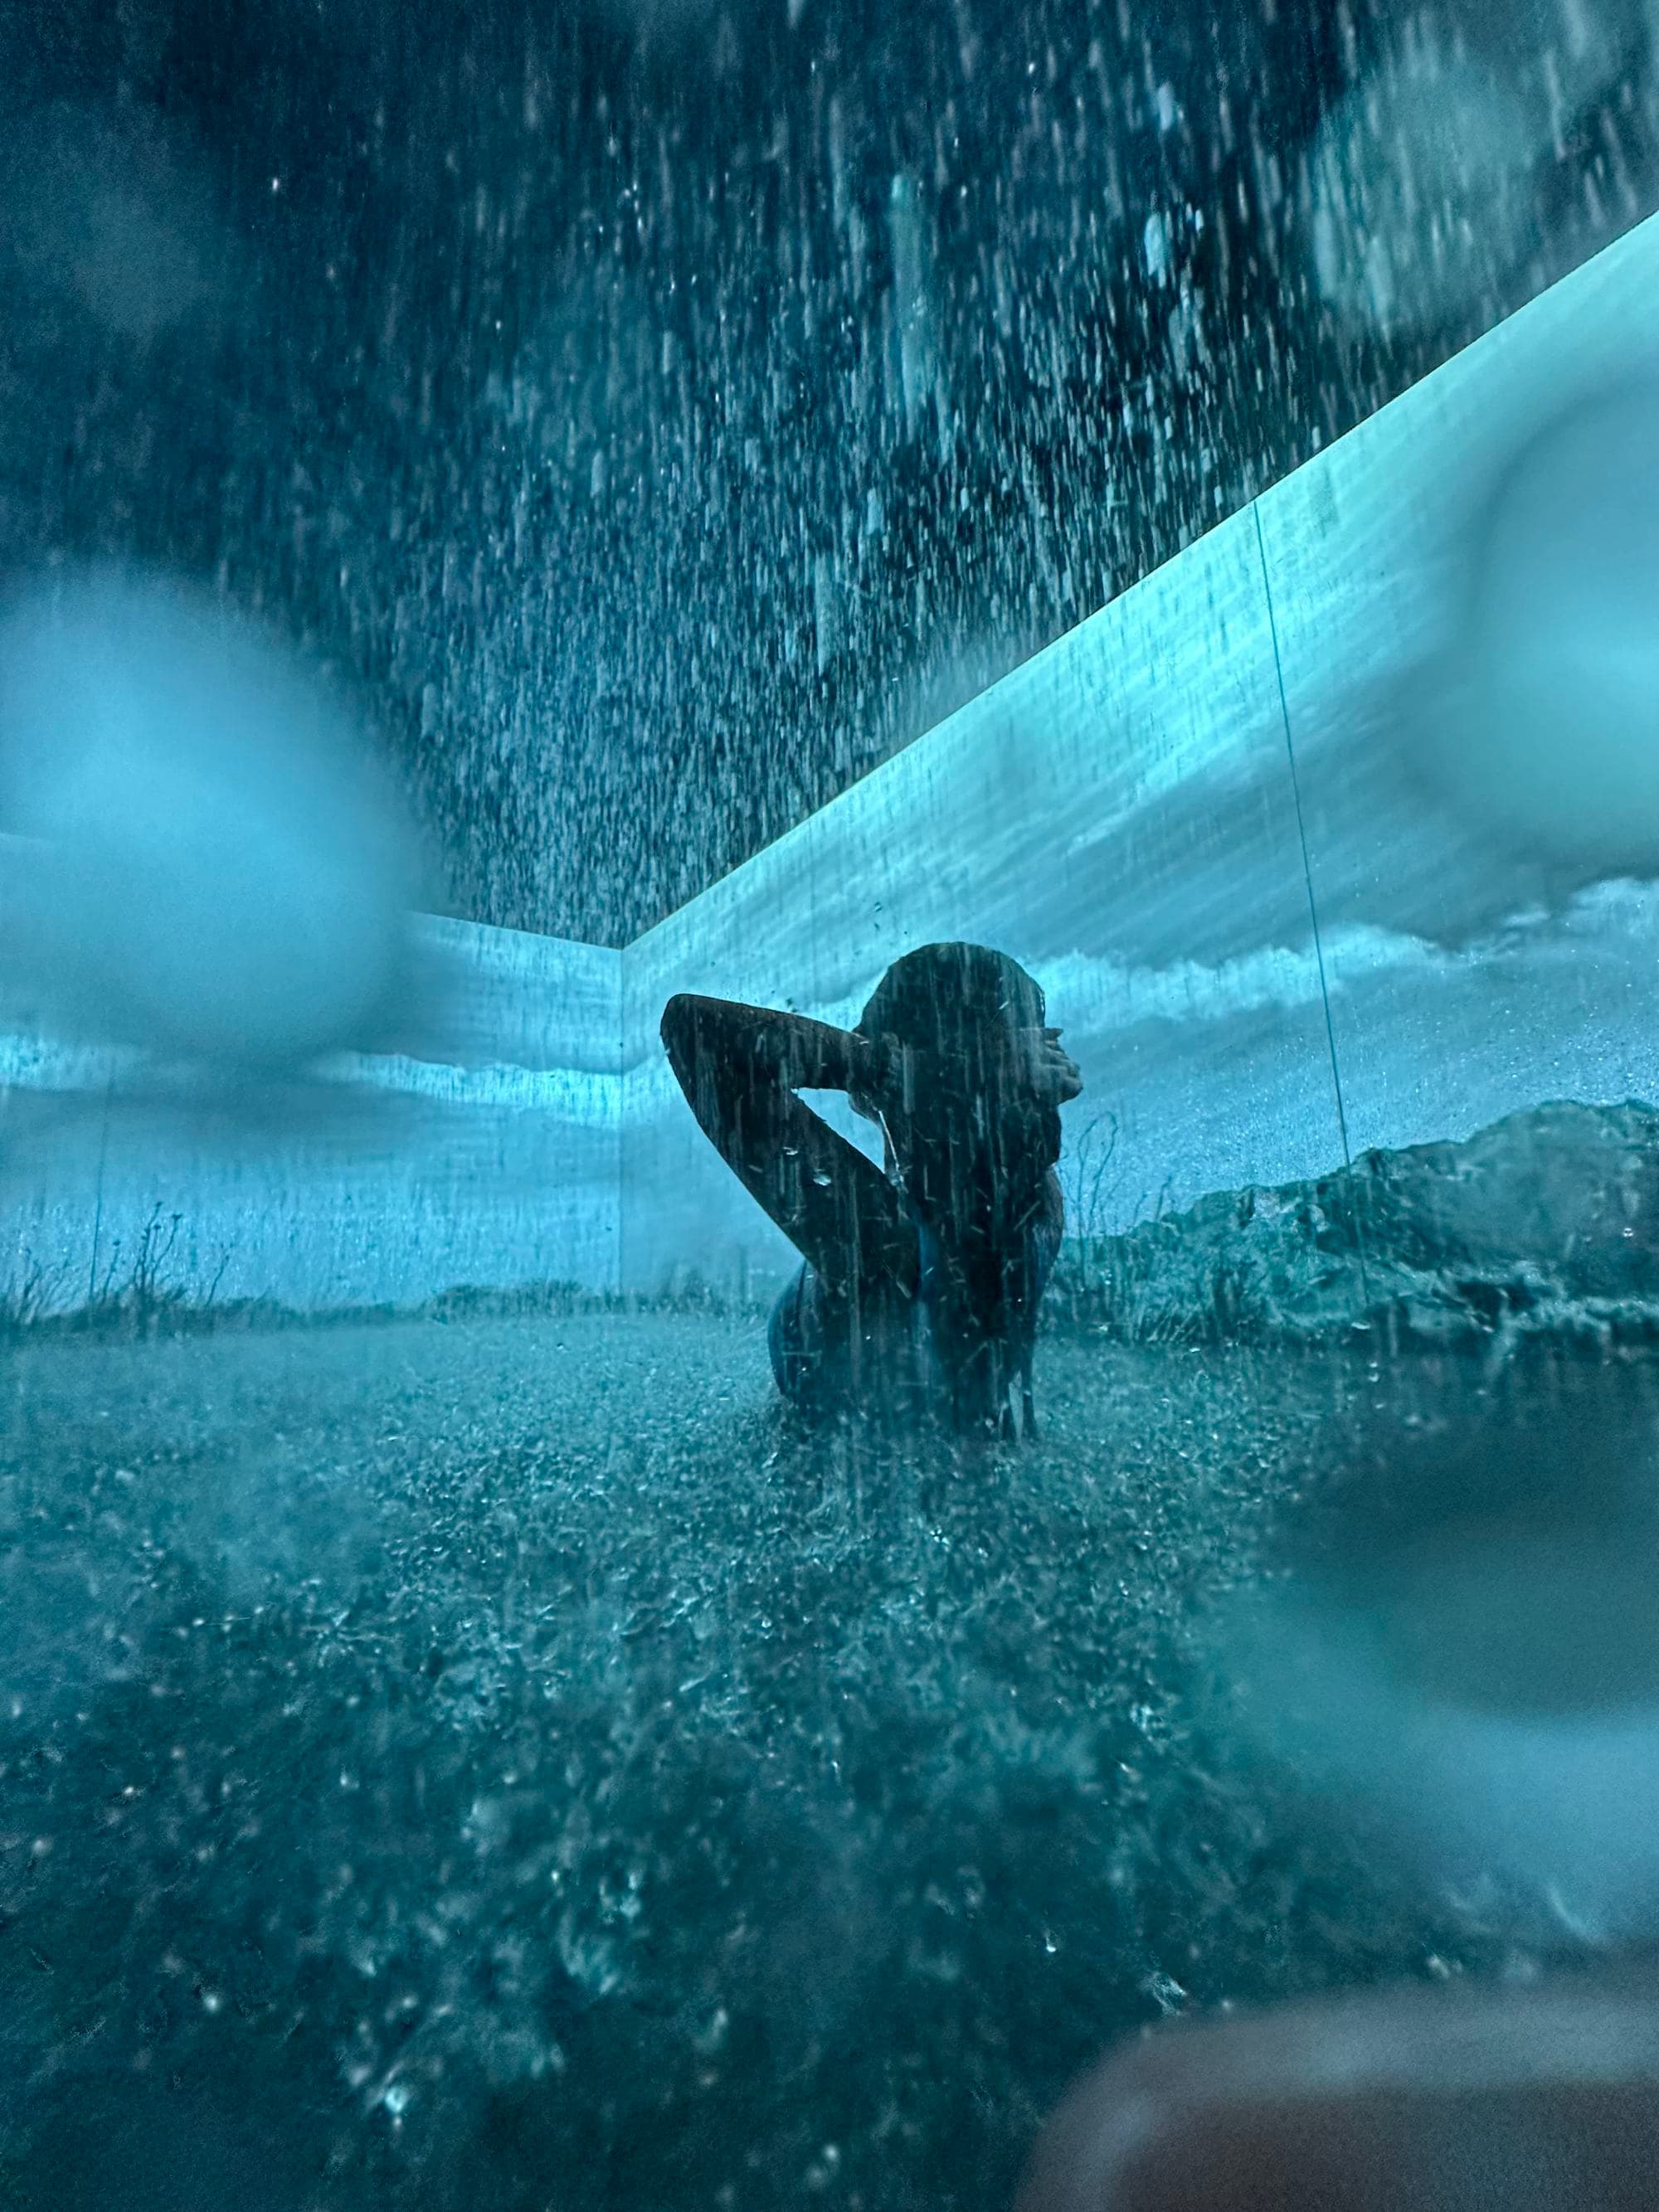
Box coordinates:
[0,1315,1631,2210]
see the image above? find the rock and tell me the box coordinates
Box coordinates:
[1054,1100,1659,1352]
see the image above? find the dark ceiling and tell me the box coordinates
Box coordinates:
[1,0,1654,943]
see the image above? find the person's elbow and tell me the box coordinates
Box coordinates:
[659,994,699,1077]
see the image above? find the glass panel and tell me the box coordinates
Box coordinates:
[623,503,1344,1311]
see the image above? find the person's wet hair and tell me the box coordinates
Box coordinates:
[856,941,1047,1062]
[659,939,1075,1436]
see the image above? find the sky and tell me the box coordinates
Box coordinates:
[1,0,1656,944]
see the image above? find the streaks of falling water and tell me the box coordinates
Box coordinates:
[0,0,1652,942]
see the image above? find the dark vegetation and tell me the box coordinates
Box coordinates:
[1048,1100,1659,1359]
[0,1315,1633,2211]
[17,1101,1659,1364]
[0,1230,737,1346]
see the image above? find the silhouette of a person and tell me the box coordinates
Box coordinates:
[661,942,1082,1436]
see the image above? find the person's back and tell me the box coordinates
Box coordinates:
[659,941,1082,1437]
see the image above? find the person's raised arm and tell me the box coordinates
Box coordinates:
[659,994,910,1290]
[659,994,876,1105]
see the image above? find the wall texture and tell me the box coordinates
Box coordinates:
[2,895,621,1311]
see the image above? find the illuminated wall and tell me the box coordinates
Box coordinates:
[1,902,621,1311]
[620,208,1659,1300]
[1258,224,1659,1161]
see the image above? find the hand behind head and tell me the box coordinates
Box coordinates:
[1020,1027,1084,1106]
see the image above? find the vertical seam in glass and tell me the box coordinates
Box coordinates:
[1253,498,1374,1315]
[1253,498,1355,1178]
